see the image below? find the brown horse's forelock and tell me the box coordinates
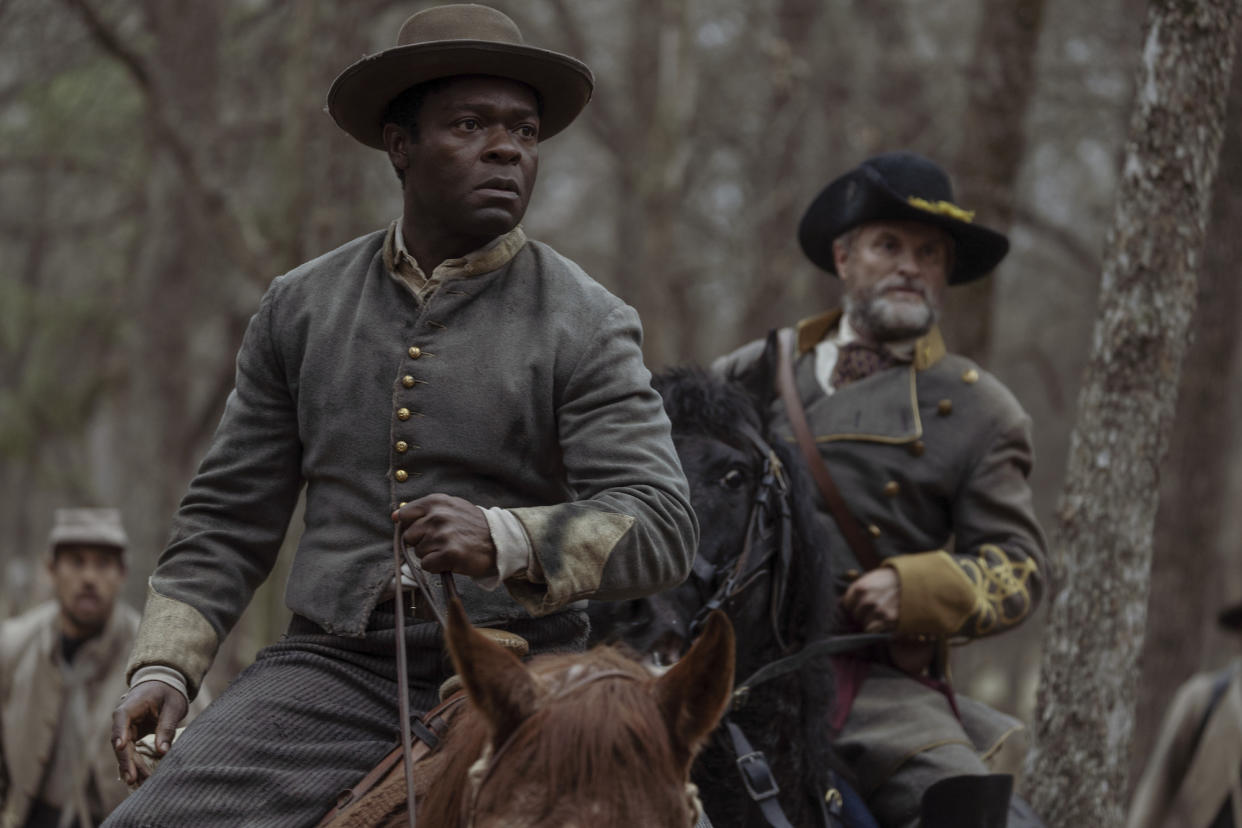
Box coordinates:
[417,647,692,828]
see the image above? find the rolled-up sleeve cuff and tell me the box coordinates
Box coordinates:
[506,506,634,616]
[885,551,977,636]
[130,666,190,702]
[126,581,219,701]
[474,506,534,591]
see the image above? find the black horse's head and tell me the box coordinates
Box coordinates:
[590,350,836,679]
[587,348,848,827]
[589,365,765,663]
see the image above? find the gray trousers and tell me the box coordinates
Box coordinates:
[834,664,1022,828]
[103,605,587,828]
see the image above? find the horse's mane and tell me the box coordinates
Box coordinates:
[418,646,691,827]
[654,366,764,451]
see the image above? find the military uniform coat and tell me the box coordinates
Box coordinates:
[128,228,698,698]
[715,310,1046,800]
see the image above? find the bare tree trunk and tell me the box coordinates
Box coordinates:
[943,0,1046,361]
[1128,29,1242,790]
[1024,2,1241,825]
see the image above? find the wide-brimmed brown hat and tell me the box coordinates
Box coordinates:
[1220,600,1242,633]
[798,151,1010,284]
[328,4,593,149]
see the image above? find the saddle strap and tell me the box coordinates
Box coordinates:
[774,328,881,572]
[726,719,795,828]
[314,694,467,827]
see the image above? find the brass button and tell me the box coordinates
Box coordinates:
[908,440,926,457]
[937,399,953,416]
[398,501,407,508]
[408,346,422,359]
[868,524,882,538]
[395,469,409,482]
[962,368,979,384]
[844,568,860,580]
[883,481,900,497]
[397,407,411,421]
[395,441,408,453]
[402,375,415,388]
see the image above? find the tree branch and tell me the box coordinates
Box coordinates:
[542,0,626,158]
[60,0,272,287]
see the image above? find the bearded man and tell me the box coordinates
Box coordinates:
[1,509,138,828]
[104,6,696,826]
[715,151,1047,827]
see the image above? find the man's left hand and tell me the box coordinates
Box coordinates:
[393,494,497,578]
[843,567,900,633]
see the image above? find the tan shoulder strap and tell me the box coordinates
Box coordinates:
[774,328,881,572]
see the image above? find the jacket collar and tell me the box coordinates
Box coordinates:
[794,308,946,370]
[791,308,947,444]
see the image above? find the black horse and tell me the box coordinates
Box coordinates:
[591,357,1042,828]
[590,364,869,828]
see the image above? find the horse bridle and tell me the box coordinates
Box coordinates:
[687,420,796,653]
[681,423,888,828]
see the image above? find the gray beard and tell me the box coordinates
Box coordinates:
[844,280,939,343]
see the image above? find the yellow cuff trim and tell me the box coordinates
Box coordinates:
[955,544,1038,636]
[126,581,219,700]
[506,507,635,616]
[885,551,977,636]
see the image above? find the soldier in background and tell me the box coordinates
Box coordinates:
[1,509,141,828]
[1128,599,1242,828]
[716,151,1047,827]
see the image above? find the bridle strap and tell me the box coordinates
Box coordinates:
[689,421,793,644]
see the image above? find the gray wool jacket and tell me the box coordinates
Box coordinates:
[715,310,1046,642]
[128,227,697,698]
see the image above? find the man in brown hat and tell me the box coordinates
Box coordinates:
[1,509,137,827]
[715,151,1047,827]
[1128,600,1242,828]
[105,5,696,826]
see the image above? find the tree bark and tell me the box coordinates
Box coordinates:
[1024,2,1241,825]
[943,0,1046,361]
[1128,26,1242,791]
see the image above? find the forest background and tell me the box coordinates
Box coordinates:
[2,0,1240,809]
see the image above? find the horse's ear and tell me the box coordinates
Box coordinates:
[733,329,782,418]
[445,596,540,749]
[653,610,735,770]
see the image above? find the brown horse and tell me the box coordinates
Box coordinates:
[331,599,735,828]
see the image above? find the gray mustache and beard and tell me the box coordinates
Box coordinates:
[844,274,940,343]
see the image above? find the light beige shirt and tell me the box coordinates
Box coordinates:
[389,219,527,305]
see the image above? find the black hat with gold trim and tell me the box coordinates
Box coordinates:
[798,151,1010,284]
[1220,599,1242,633]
